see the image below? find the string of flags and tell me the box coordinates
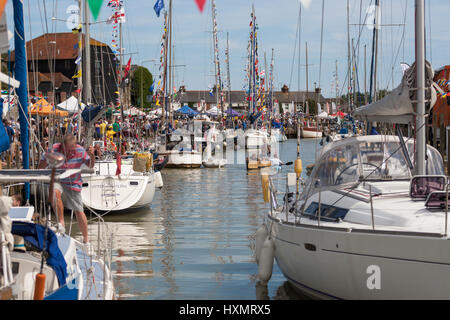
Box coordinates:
[437,79,450,98]
[153,15,169,107]
[106,0,126,105]
[153,0,209,18]
[87,0,104,21]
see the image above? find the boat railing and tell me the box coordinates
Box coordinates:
[68,207,114,299]
[268,171,450,238]
[0,230,14,289]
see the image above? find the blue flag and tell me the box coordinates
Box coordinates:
[154,0,164,17]
[0,99,11,153]
[149,83,155,92]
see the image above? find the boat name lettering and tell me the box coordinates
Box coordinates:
[366,265,381,290]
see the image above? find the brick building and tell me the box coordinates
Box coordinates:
[11,32,117,105]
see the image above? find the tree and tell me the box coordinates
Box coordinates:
[131,66,153,109]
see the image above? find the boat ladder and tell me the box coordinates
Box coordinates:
[101,177,118,208]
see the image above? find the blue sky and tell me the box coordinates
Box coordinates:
[4,0,450,99]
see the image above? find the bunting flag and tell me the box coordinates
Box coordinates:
[75,56,82,65]
[123,57,131,80]
[195,0,206,13]
[88,0,104,22]
[0,0,6,20]
[72,70,82,79]
[72,24,82,34]
[154,0,165,17]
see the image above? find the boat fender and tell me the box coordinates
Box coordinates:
[261,174,270,203]
[294,158,303,177]
[255,225,268,263]
[33,273,46,300]
[257,236,274,285]
[155,171,164,189]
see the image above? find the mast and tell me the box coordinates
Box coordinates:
[168,0,173,127]
[251,5,256,120]
[270,48,274,117]
[226,32,231,116]
[77,0,83,141]
[364,44,367,104]
[352,38,357,108]
[369,0,380,103]
[119,21,124,122]
[305,42,309,115]
[84,0,91,105]
[162,11,169,133]
[211,0,223,120]
[415,0,426,175]
[12,0,30,201]
[346,0,351,112]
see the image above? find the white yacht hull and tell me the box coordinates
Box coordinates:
[269,216,450,299]
[81,162,156,212]
[301,128,322,139]
[202,158,227,168]
[245,130,268,149]
[166,150,202,168]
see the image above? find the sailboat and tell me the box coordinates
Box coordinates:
[257,0,450,299]
[155,0,202,169]
[243,5,270,152]
[79,0,157,211]
[202,0,227,169]
[0,0,114,300]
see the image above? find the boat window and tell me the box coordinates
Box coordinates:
[304,202,349,222]
[425,192,450,209]
[426,147,445,175]
[410,176,447,199]
[359,142,411,180]
[313,144,359,189]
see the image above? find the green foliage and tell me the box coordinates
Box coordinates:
[131,66,153,109]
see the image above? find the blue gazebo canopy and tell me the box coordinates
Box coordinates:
[176,105,198,116]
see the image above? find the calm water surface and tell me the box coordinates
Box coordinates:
[92,138,322,300]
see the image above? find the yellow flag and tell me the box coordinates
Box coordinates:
[72,70,82,79]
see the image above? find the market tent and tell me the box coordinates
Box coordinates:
[206,106,222,116]
[226,108,241,117]
[176,105,198,116]
[317,111,331,119]
[30,98,68,117]
[124,106,146,116]
[57,96,85,114]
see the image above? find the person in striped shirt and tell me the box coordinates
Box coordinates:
[38,135,95,246]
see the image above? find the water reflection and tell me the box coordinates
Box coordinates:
[74,139,321,300]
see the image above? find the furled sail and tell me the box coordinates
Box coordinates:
[353,61,437,124]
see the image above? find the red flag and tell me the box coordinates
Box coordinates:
[195,0,206,13]
[115,152,121,176]
[123,57,131,79]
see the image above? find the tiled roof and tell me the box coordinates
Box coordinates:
[11,32,108,61]
[174,90,325,104]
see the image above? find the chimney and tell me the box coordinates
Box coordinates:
[281,84,289,93]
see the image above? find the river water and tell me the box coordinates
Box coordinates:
[84,138,322,300]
